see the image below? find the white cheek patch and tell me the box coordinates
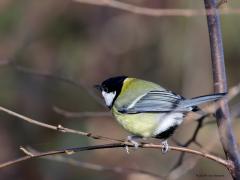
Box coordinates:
[102,91,117,107]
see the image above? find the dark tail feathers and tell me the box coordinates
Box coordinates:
[180,92,227,108]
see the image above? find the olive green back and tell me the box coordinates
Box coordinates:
[114,78,165,110]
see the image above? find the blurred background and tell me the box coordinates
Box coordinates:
[0,0,239,179]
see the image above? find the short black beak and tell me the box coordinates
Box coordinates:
[94,84,102,91]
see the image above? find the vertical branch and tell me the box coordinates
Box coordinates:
[204,0,240,179]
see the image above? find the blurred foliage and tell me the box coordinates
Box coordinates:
[0,0,239,180]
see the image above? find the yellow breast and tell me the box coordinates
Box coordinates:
[112,107,160,137]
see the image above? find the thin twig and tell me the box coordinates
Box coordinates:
[73,0,240,17]
[53,106,111,118]
[28,148,163,179]
[204,0,240,178]
[0,143,232,170]
[0,106,123,143]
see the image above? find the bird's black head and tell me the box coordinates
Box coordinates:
[100,76,128,93]
[95,76,128,108]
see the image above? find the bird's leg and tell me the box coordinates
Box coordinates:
[125,145,130,154]
[161,140,169,153]
[124,135,142,153]
[127,135,142,148]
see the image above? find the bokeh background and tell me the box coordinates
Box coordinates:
[0,0,240,179]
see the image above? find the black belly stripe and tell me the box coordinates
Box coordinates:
[155,125,178,139]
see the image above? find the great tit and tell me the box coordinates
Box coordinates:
[95,76,226,153]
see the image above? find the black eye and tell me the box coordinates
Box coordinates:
[102,85,109,92]
[104,87,109,92]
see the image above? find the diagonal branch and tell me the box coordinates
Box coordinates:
[73,0,240,17]
[26,148,163,179]
[53,106,111,118]
[0,105,123,143]
[0,142,232,170]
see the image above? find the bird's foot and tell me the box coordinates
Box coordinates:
[124,136,142,154]
[127,136,140,149]
[125,145,130,154]
[161,140,169,154]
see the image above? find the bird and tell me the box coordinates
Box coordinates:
[95,76,226,153]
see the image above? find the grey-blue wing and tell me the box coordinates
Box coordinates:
[118,90,189,114]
